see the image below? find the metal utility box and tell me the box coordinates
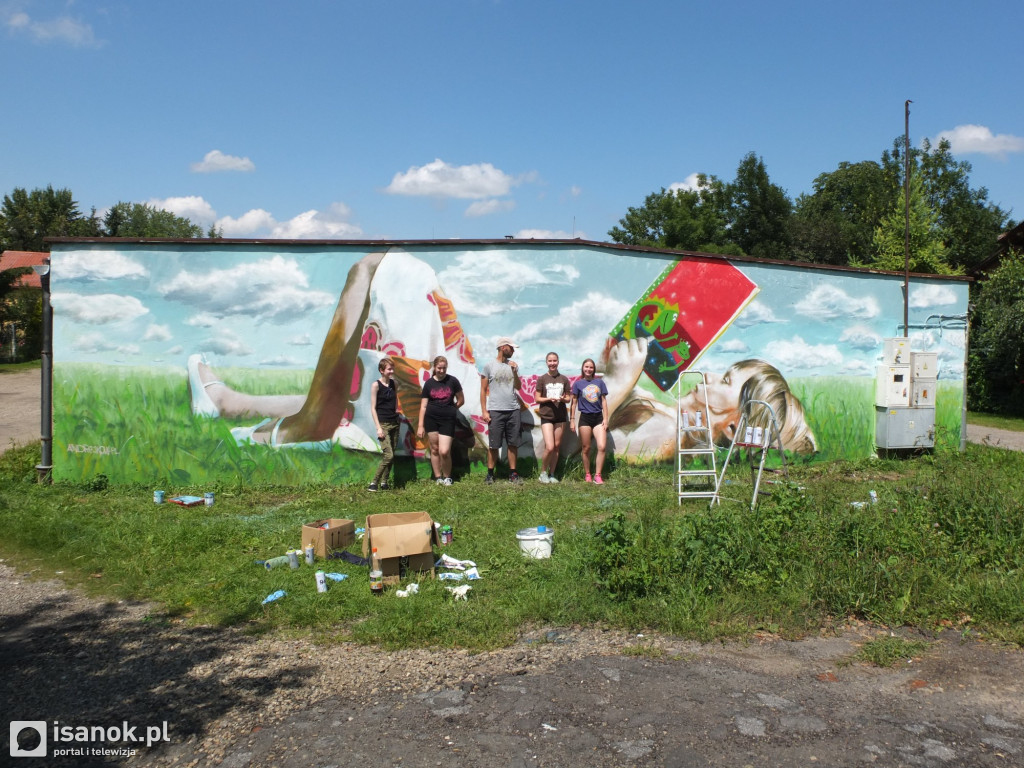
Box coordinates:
[875,406,935,449]
[883,337,911,365]
[911,351,938,379]
[875,365,911,407]
[911,379,936,407]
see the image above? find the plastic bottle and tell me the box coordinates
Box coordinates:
[370,547,384,595]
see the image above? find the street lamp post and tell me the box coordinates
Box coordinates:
[31,260,52,483]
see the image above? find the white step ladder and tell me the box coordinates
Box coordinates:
[676,371,721,505]
[716,398,789,510]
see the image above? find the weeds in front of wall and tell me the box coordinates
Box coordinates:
[1,438,1023,650]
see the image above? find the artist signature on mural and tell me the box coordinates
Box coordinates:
[66,444,120,455]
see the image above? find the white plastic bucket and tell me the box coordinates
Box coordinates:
[516,526,554,559]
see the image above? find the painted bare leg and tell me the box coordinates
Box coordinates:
[193,357,305,419]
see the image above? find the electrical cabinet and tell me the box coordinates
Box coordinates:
[875,406,935,449]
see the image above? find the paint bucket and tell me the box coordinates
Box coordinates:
[204,492,215,506]
[154,490,165,504]
[516,526,554,559]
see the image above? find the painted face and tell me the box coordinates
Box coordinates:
[679,367,754,444]
[546,354,559,374]
[434,359,448,377]
[581,360,596,378]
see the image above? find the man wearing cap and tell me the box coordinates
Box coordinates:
[480,337,523,484]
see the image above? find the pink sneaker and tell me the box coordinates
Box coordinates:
[593,474,604,485]
[584,473,592,483]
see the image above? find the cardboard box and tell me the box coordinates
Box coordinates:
[363,511,439,583]
[302,518,355,559]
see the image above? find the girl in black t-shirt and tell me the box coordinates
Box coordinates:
[417,355,464,485]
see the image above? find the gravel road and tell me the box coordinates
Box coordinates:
[4,367,1024,766]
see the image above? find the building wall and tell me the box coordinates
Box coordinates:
[48,241,969,484]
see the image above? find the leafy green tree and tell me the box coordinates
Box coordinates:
[882,138,1009,272]
[102,202,204,238]
[790,161,895,265]
[608,175,738,253]
[968,252,1024,415]
[0,186,100,251]
[728,152,793,259]
[868,175,954,275]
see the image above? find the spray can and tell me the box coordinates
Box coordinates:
[681,411,690,429]
[287,549,300,569]
[315,571,327,593]
[264,555,290,570]
[304,544,315,565]
[752,426,764,446]
[744,426,754,444]
[694,410,703,428]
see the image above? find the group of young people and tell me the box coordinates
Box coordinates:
[369,337,611,490]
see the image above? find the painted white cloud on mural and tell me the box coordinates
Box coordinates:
[718,339,749,354]
[840,324,882,351]
[734,300,783,328]
[71,332,139,355]
[185,312,219,328]
[200,331,252,357]
[160,256,335,323]
[513,291,630,367]
[841,358,874,375]
[142,324,172,342]
[58,252,149,281]
[259,355,304,366]
[52,292,149,324]
[437,251,575,317]
[763,335,843,370]
[909,284,958,309]
[795,285,879,321]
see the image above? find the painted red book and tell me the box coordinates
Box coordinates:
[611,257,758,390]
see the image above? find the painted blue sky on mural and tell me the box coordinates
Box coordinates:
[50,244,968,383]
[2,0,1021,242]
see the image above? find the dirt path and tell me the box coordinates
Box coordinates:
[0,368,41,451]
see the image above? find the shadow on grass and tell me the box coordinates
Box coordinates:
[0,587,312,765]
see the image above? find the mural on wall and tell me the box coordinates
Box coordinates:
[49,242,969,484]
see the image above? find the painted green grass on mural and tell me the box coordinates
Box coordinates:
[54,363,380,485]
[1,441,1022,650]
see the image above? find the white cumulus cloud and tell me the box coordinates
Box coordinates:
[465,199,516,217]
[150,196,218,225]
[668,173,702,193]
[7,11,100,47]
[933,125,1024,158]
[53,293,149,325]
[795,284,879,321]
[909,284,958,309]
[190,150,256,173]
[384,158,531,199]
[216,203,362,238]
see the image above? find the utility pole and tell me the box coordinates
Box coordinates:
[904,99,912,338]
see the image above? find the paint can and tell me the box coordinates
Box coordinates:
[315,571,327,593]
[204,492,215,506]
[154,490,165,504]
[287,549,300,569]
[264,555,289,570]
[752,426,764,446]
[305,544,315,565]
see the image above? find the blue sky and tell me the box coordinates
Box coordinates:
[3,0,1021,241]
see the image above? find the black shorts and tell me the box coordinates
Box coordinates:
[578,411,604,429]
[423,411,457,438]
[487,409,522,449]
[540,416,567,425]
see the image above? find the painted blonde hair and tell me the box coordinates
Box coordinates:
[729,359,817,455]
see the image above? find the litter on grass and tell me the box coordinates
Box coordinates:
[262,590,286,604]
[446,585,472,600]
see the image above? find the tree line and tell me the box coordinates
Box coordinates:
[608,137,1013,275]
